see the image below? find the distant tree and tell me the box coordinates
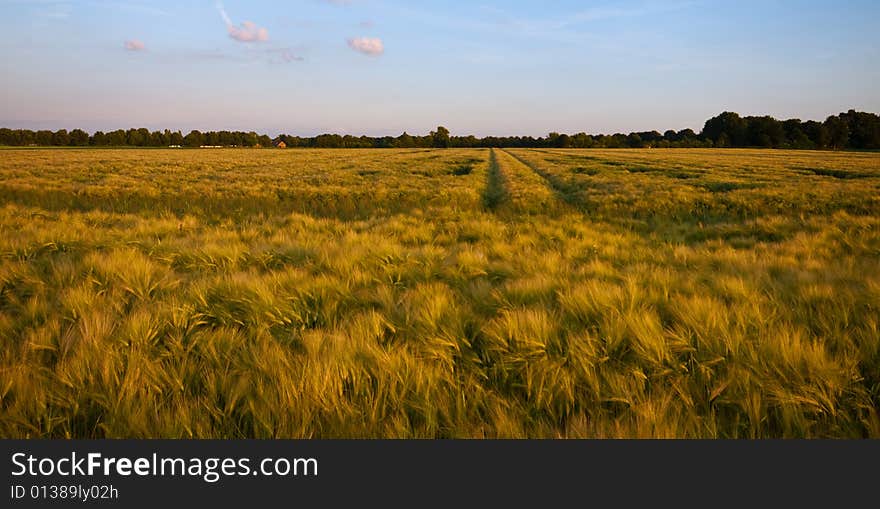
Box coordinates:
[315,134,343,148]
[557,133,572,148]
[572,133,593,148]
[702,112,747,146]
[782,119,805,148]
[240,131,258,147]
[4,108,878,151]
[149,130,166,147]
[789,130,813,149]
[780,119,813,149]
[746,116,785,147]
[18,130,35,146]
[824,115,850,149]
[604,134,627,148]
[106,130,127,146]
[627,133,643,148]
[0,128,14,145]
[183,130,204,147]
[370,136,390,148]
[675,129,699,147]
[68,129,89,146]
[840,109,880,149]
[640,131,664,145]
[51,129,70,146]
[431,126,450,148]
[341,135,359,148]
[169,131,184,146]
[126,128,149,146]
[216,131,233,146]
[802,121,829,149]
[457,135,479,148]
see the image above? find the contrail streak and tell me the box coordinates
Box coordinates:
[216,2,232,27]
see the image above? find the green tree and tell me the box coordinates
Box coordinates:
[106,130,127,146]
[840,109,880,149]
[91,131,108,146]
[127,128,150,146]
[149,130,167,146]
[802,121,829,149]
[52,129,70,146]
[241,131,259,147]
[170,131,184,146]
[431,126,450,148]
[702,112,747,146]
[20,130,35,145]
[183,130,204,147]
[627,133,643,148]
[556,133,572,148]
[0,128,15,145]
[824,116,849,149]
[69,129,89,146]
[396,132,415,148]
[745,116,785,147]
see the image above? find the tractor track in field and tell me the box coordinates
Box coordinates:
[500,149,582,209]
[482,149,511,211]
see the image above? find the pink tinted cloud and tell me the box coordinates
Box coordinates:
[228,20,269,42]
[124,40,145,51]
[347,37,383,56]
[217,3,268,43]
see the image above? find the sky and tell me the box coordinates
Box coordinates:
[1,0,879,137]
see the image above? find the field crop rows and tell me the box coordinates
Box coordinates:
[1,147,878,437]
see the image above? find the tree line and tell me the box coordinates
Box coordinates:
[0,128,273,148]
[2,110,878,150]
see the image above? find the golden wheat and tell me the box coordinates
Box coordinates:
[0,147,878,438]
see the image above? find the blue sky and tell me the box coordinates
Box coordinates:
[2,0,878,136]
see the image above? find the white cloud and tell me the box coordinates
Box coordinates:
[347,37,384,56]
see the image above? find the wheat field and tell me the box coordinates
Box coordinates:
[0,147,878,438]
